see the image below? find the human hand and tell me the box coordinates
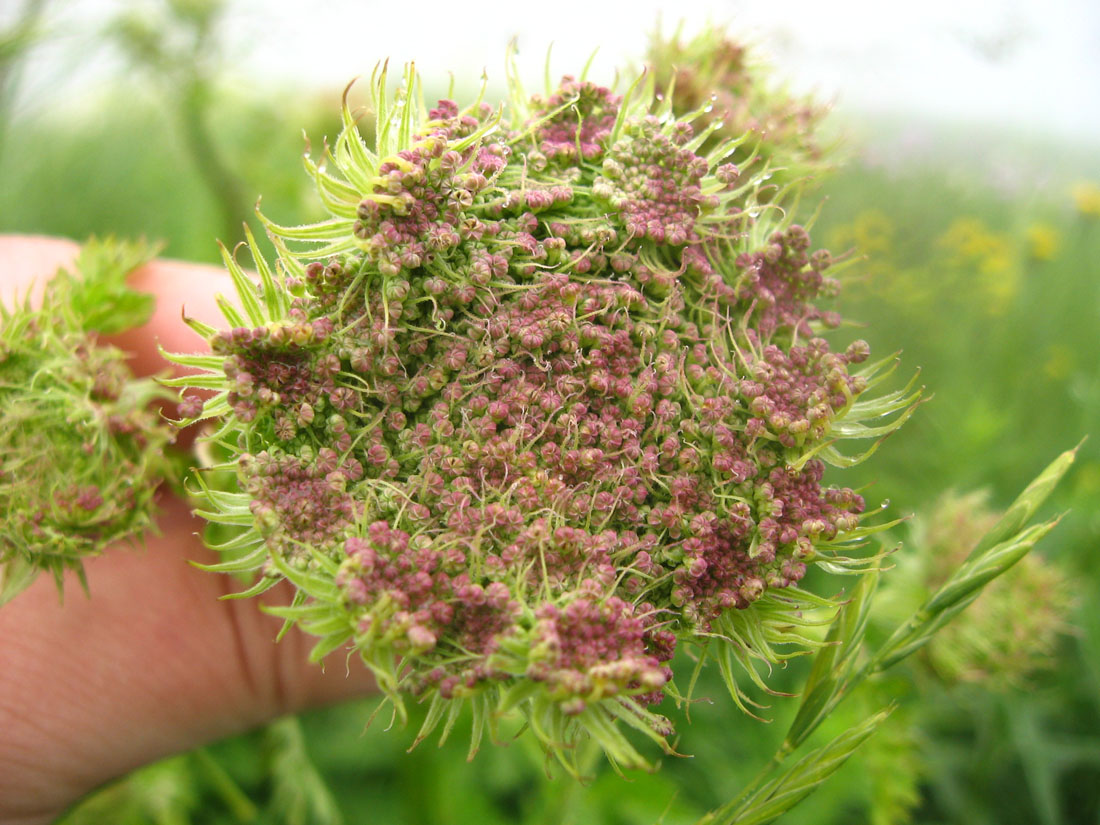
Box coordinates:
[0,236,374,825]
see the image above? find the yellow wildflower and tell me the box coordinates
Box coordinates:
[828,209,895,258]
[1071,181,1100,217]
[1025,222,1061,261]
[938,217,1018,314]
[1042,343,1074,381]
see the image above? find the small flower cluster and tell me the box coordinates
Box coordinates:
[594,115,714,244]
[530,76,621,163]
[526,588,671,713]
[742,337,869,447]
[213,317,338,424]
[1,239,174,603]
[351,105,507,276]
[735,224,842,338]
[241,449,360,556]
[175,61,914,772]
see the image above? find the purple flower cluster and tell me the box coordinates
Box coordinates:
[186,70,887,763]
[213,317,338,426]
[741,337,869,448]
[241,450,360,555]
[528,586,672,714]
[529,76,621,163]
[594,116,715,245]
[337,520,522,697]
[352,109,508,276]
[736,226,842,338]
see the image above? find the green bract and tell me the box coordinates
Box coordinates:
[169,59,919,775]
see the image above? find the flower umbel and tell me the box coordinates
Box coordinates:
[169,59,917,774]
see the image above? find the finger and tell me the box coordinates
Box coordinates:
[0,237,376,822]
[0,234,79,305]
[0,495,375,825]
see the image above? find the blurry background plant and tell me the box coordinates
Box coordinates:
[0,0,47,160]
[106,0,250,247]
[897,490,1076,690]
[2,1,1098,823]
[0,0,344,260]
[644,24,832,187]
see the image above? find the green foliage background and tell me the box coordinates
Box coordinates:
[3,6,1099,823]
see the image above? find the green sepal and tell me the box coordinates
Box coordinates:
[181,313,220,340]
[467,691,491,761]
[160,351,225,371]
[243,223,289,320]
[188,540,268,574]
[220,573,280,600]
[159,372,229,389]
[410,692,452,750]
[218,240,267,327]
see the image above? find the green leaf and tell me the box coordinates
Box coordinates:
[924,520,1058,615]
[265,717,344,825]
[964,445,1077,562]
[701,708,892,825]
[872,521,1059,672]
[191,748,259,822]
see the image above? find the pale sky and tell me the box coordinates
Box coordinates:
[6,0,1100,141]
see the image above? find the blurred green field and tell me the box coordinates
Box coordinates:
[3,57,1099,825]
